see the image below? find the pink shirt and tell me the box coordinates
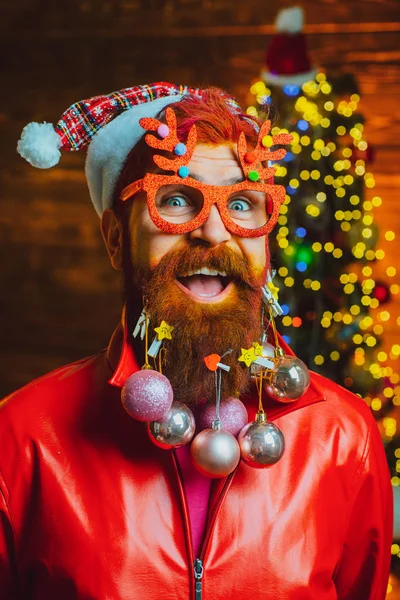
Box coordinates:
[175,444,213,558]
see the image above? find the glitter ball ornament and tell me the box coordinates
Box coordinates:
[148,401,195,449]
[197,397,248,437]
[238,412,285,468]
[264,356,310,402]
[191,425,241,478]
[121,370,173,422]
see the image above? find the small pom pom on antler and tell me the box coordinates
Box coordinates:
[17,122,62,169]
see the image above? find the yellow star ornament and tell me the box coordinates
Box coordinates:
[267,281,280,301]
[238,347,257,368]
[252,342,264,357]
[154,321,174,341]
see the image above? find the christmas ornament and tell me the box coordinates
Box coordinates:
[148,320,174,358]
[264,355,310,402]
[191,424,241,478]
[238,411,285,468]
[238,344,274,370]
[373,281,391,305]
[122,306,173,422]
[238,351,285,468]
[250,340,276,376]
[198,397,248,437]
[191,359,240,478]
[261,276,283,317]
[148,401,195,449]
[203,353,231,373]
[262,297,310,403]
[121,370,173,422]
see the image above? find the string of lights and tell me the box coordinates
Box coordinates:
[247,72,400,525]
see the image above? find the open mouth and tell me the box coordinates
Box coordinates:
[176,267,234,303]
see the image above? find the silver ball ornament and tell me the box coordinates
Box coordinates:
[148,401,195,449]
[238,413,285,468]
[191,426,240,478]
[264,356,310,402]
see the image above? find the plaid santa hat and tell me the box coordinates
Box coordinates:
[17,82,243,216]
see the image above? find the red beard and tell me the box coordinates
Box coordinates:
[124,245,265,405]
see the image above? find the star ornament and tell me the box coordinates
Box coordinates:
[238,347,257,368]
[154,321,174,341]
[252,342,264,357]
[267,281,280,301]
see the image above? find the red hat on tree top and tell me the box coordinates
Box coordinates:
[262,6,317,87]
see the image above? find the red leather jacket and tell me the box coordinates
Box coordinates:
[0,323,393,599]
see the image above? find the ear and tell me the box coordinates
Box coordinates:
[101,209,124,271]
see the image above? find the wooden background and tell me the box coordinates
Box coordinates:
[0,0,400,595]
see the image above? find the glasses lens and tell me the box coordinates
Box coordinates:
[155,185,204,224]
[226,190,269,230]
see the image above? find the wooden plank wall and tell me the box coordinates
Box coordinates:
[0,0,399,400]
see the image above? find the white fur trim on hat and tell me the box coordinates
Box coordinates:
[17,122,62,169]
[261,68,318,88]
[275,7,304,34]
[85,95,185,216]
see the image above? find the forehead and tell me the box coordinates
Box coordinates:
[187,143,243,185]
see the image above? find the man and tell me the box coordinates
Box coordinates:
[0,82,393,599]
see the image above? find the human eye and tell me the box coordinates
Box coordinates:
[162,195,190,208]
[228,197,252,212]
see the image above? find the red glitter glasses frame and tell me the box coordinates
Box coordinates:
[119,173,286,238]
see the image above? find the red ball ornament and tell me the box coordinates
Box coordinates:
[197,397,248,437]
[121,370,173,422]
[373,282,391,305]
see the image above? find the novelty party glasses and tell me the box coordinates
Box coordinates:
[120,173,285,238]
[120,107,292,238]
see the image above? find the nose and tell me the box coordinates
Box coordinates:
[189,205,232,247]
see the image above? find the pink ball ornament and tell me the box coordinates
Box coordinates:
[197,397,248,437]
[191,428,240,478]
[121,370,173,422]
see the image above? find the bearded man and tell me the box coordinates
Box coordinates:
[0,83,393,599]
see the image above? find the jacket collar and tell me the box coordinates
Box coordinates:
[107,310,326,422]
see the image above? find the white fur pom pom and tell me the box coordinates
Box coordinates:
[17,122,62,169]
[275,6,304,34]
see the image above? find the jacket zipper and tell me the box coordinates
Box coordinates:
[193,472,236,600]
[171,450,236,600]
[193,558,204,599]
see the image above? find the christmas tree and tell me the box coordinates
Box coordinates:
[246,5,399,574]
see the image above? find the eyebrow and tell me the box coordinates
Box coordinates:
[189,172,246,186]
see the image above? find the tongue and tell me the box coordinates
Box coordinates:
[184,275,224,297]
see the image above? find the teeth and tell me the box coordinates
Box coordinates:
[179,268,228,277]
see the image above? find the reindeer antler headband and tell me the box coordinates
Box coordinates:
[120,107,292,238]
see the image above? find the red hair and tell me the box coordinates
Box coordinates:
[112,87,261,216]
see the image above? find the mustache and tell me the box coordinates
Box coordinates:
[147,245,262,291]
